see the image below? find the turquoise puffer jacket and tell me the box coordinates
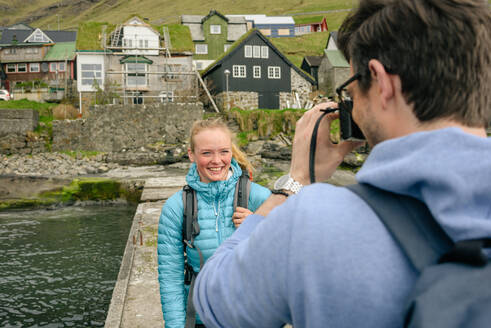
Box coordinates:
[157,159,271,328]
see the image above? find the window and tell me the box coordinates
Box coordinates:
[232,65,246,78]
[26,48,39,54]
[126,63,147,87]
[260,29,271,36]
[6,48,16,55]
[244,45,252,58]
[30,63,40,72]
[128,39,133,48]
[159,91,174,103]
[7,64,16,73]
[81,63,102,86]
[139,40,143,48]
[278,29,291,36]
[210,25,221,34]
[145,40,149,48]
[268,66,281,79]
[31,30,49,42]
[253,46,261,58]
[195,44,208,54]
[17,63,27,73]
[58,62,66,72]
[253,66,261,78]
[50,62,58,72]
[261,46,269,58]
[224,44,231,52]
[195,62,203,70]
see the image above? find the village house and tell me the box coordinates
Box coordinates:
[0,24,77,101]
[181,10,248,71]
[301,55,323,86]
[76,16,194,108]
[318,49,350,98]
[294,16,328,35]
[202,29,315,110]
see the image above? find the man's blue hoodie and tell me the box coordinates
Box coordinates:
[193,128,491,327]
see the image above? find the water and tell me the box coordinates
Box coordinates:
[0,205,137,327]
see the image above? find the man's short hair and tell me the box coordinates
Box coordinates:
[338,0,491,127]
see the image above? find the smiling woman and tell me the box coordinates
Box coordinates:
[156,118,271,328]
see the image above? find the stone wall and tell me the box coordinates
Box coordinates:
[216,91,258,111]
[52,103,203,152]
[0,109,39,136]
[279,68,313,109]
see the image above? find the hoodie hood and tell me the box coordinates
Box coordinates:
[357,128,491,243]
[186,158,242,203]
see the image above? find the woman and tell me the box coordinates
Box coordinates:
[157,118,271,328]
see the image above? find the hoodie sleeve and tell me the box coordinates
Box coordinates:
[193,199,293,327]
[157,191,186,328]
[248,182,272,212]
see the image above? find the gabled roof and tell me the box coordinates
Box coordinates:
[181,12,247,42]
[202,29,315,85]
[24,28,54,43]
[43,42,76,61]
[7,23,33,30]
[123,16,159,36]
[201,10,228,23]
[303,55,323,67]
[120,55,153,64]
[324,49,349,68]
[325,31,338,49]
[0,28,76,45]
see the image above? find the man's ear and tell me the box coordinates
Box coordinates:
[368,59,395,109]
[188,148,195,162]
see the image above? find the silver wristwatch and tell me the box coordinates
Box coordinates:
[274,174,303,194]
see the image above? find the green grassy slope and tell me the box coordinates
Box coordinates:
[0,0,356,30]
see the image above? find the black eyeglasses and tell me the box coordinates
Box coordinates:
[335,73,361,101]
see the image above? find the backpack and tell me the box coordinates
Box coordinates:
[182,169,251,328]
[347,183,491,328]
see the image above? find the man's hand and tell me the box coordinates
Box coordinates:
[232,206,253,228]
[289,102,365,186]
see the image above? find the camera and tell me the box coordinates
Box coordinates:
[338,100,365,141]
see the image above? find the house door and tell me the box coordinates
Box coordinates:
[258,92,279,109]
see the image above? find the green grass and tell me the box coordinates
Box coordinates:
[76,21,116,50]
[167,24,194,52]
[1,0,355,30]
[293,15,325,25]
[270,31,330,67]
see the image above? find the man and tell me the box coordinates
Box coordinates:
[193,0,491,327]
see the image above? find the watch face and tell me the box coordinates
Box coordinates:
[274,174,290,190]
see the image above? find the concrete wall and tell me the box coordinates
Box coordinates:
[52,102,203,152]
[0,109,39,136]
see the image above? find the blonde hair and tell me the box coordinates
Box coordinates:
[189,118,254,175]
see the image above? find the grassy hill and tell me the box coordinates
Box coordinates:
[0,0,356,30]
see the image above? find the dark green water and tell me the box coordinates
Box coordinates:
[0,204,137,327]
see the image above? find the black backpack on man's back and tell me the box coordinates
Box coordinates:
[182,170,251,328]
[347,183,491,328]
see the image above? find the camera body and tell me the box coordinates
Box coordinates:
[338,100,365,141]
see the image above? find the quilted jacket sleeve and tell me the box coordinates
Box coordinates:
[248,182,272,212]
[157,191,186,328]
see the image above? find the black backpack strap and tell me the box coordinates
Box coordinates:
[182,185,204,328]
[346,183,454,272]
[233,169,251,210]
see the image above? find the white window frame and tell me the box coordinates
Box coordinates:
[261,46,269,58]
[7,64,16,73]
[58,62,66,72]
[50,62,57,72]
[29,63,40,72]
[253,45,261,58]
[268,66,281,79]
[17,63,27,73]
[160,91,174,103]
[210,25,221,34]
[244,45,252,58]
[195,44,208,54]
[232,65,246,78]
[80,63,103,86]
[126,63,148,87]
[253,66,261,79]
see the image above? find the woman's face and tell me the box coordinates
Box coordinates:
[188,128,233,183]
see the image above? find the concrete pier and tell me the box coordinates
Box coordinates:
[105,175,186,328]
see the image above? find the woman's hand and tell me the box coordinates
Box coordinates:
[232,206,253,228]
